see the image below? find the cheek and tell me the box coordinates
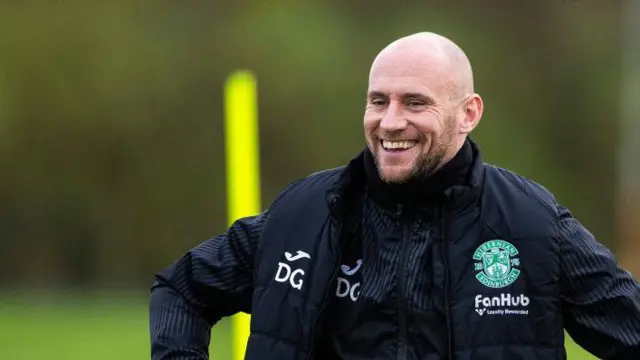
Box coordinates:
[363,113,379,133]
[443,114,460,136]
[411,113,443,136]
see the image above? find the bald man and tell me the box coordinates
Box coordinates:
[149,32,640,360]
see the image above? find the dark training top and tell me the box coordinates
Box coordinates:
[150,139,640,360]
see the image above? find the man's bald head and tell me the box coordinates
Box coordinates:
[369,32,474,101]
[363,32,483,183]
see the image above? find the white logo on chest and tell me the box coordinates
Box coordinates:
[274,250,310,290]
[474,293,530,316]
[336,259,362,302]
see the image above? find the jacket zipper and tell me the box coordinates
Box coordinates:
[440,204,454,358]
[307,217,343,360]
[397,204,409,360]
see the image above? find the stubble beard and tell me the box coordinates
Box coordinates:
[375,116,457,184]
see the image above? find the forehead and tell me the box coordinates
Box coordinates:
[368,50,451,98]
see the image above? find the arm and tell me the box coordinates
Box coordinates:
[556,204,640,359]
[149,211,267,360]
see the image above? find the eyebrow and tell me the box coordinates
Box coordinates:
[404,92,435,104]
[367,91,387,99]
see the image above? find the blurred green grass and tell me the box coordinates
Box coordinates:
[0,293,596,359]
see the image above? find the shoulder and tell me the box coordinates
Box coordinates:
[269,166,345,209]
[482,164,561,231]
[483,164,558,214]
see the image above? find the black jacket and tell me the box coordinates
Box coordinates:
[150,140,640,359]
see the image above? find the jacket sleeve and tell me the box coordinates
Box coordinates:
[149,211,267,360]
[556,204,640,359]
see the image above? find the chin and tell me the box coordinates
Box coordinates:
[378,167,412,184]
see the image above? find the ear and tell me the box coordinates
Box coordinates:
[459,94,483,134]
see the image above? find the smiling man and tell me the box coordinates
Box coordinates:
[149,32,640,360]
[364,32,479,184]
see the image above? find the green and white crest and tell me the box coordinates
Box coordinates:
[473,240,521,288]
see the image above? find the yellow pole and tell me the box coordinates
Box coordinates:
[223,70,260,360]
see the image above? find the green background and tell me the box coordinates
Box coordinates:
[0,1,631,358]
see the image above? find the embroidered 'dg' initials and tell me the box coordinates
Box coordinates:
[274,250,311,290]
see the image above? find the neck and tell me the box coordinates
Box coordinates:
[364,139,473,210]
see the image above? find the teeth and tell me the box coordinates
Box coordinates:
[382,140,417,150]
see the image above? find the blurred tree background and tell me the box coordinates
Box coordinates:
[0,0,634,313]
[3,1,637,358]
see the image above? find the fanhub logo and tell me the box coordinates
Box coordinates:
[474,293,529,316]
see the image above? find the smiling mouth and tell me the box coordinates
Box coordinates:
[381,139,418,152]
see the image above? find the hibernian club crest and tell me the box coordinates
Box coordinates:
[473,240,521,288]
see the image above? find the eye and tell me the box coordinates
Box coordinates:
[406,99,425,107]
[370,98,387,106]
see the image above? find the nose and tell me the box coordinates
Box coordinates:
[379,101,407,132]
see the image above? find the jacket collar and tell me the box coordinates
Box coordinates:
[326,138,485,217]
